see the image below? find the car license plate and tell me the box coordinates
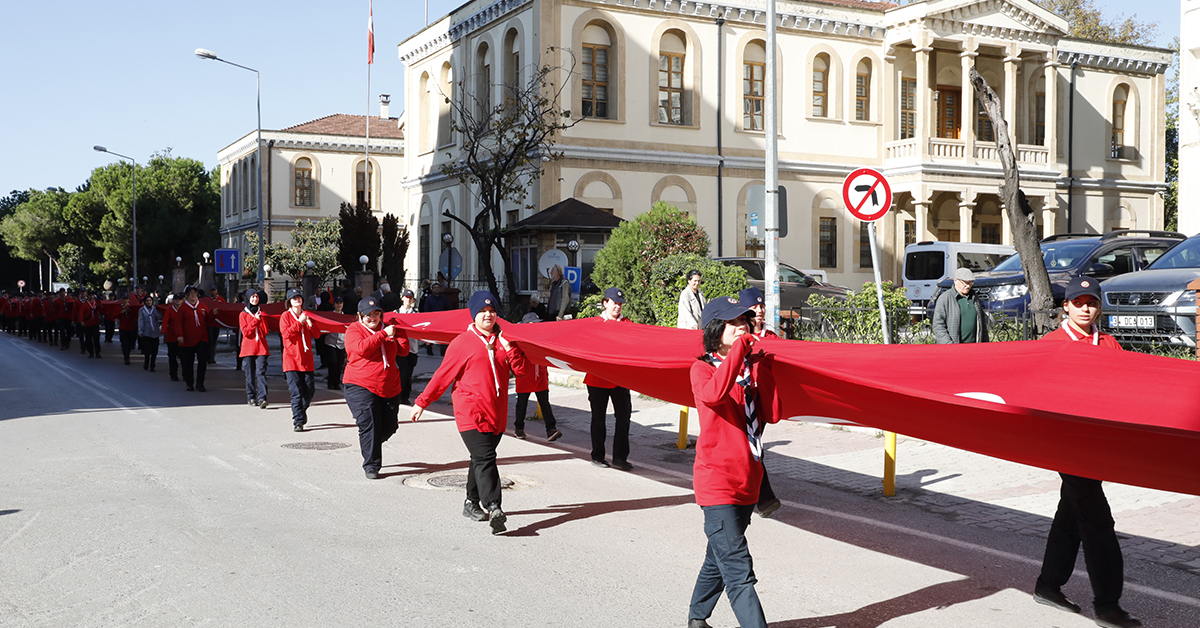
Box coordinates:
[1109,315,1154,329]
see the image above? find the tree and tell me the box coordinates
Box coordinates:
[245,218,341,282]
[1037,0,1158,45]
[0,189,69,274]
[0,189,32,288]
[380,213,410,286]
[338,201,379,279]
[589,202,711,323]
[438,50,580,309]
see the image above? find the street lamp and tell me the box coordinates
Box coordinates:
[93,146,138,286]
[196,47,264,286]
[359,255,368,272]
[176,256,182,267]
[442,232,454,249]
[203,252,211,263]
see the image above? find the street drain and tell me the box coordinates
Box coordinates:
[427,474,514,490]
[282,442,351,451]
[404,471,537,491]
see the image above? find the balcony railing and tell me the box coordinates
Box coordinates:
[884,138,917,160]
[884,139,1053,165]
[930,138,965,159]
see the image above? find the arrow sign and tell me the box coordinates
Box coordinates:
[842,168,893,222]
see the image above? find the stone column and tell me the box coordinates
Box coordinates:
[959,200,975,243]
[916,33,933,160]
[914,199,932,241]
[1042,196,1060,238]
[1000,204,1013,245]
[961,41,977,164]
[1003,44,1021,154]
[1044,49,1059,163]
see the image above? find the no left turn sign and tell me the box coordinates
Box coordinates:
[842,168,893,222]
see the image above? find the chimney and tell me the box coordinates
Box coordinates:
[379,94,391,119]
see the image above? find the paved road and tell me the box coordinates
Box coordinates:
[1,332,1197,627]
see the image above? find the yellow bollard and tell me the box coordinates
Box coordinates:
[534,402,543,422]
[677,406,690,449]
[883,431,897,496]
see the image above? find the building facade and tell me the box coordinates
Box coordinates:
[218,107,405,285]
[398,0,1172,292]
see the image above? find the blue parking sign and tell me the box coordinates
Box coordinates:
[214,248,240,275]
[564,266,582,294]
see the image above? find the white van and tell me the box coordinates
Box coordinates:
[903,241,1015,305]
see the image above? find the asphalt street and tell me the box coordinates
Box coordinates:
[1,332,1197,627]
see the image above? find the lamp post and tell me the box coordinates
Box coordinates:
[93,146,138,286]
[359,255,369,273]
[195,48,264,286]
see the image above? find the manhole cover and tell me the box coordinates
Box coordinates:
[282,442,352,451]
[404,471,536,491]
[426,473,514,490]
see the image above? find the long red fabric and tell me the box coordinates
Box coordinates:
[96,300,1200,496]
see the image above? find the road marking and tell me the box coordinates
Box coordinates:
[8,340,159,416]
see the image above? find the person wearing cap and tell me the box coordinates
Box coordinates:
[58,289,75,351]
[687,296,779,628]
[412,290,532,535]
[734,286,781,519]
[137,294,161,372]
[395,289,420,404]
[344,295,409,479]
[323,297,347,390]
[117,291,140,365]
[176,285,212,391]
[677,269,707,330]
[585,287,635,471]
[932,267,989,345]
[162,293,182,381]
[78,290,102,358]
[1032,276,1139,628]
[239,289,270,408]
[280,287,321,431]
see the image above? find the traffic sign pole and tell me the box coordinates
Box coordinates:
[764,0,780,335]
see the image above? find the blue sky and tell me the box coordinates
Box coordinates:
[0,0,1179,198]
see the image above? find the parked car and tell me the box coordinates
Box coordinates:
[1099,233,1200,347]
[927,230,1186,314]
[713,257,853,314]
[903,241,1015,306]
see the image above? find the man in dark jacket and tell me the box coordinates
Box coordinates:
[932,268,989,344]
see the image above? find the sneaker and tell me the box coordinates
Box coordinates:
[1094,607,1141,628]
[514,429,526,440]
[611,459,634,472]
[758,498,782,518]
[546,429,563,442]
[186,385,195,392]
[294,424,304,432]
[488,508,507,535]
[1033,588,1081,614]
[196,384,206,392]
[248,400,258,406]
[462,499,488,522]
[591,459,610,469]
[688,620,713,628]
[259,399,269,409]
[365,469,380,480]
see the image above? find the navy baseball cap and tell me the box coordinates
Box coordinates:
[358,296,382,315]
[402,289,415,298]
[603,287,626,303]
[701,296,753,329]
[285,288,303,302]
[737,287,764,310]
[468,290,500,318]
[1064,276,1102,302]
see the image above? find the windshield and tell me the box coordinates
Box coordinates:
[991,241,1096,273]
[779,263,810,284]
[1148,237,1200,269]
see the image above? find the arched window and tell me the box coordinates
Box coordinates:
[241,159,250,212]
[356,161,374,209]
[438,63,453,146]
[658,31,686,125]
[294,158,313,207]
[855,59,871,121]
[1112,84,1128,159]
[419,71,432,153]
[813,53,830,118]
[504,29,521,95]
[476,42,492,116]
[582,24,611,118]
[743,41,765,131]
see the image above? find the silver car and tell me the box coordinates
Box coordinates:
[1099,234,1200,347]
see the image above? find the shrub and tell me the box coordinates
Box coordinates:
[803,281,911,343]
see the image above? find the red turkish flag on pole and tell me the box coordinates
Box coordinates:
[367,1,375,65]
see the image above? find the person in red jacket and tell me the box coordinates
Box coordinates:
[586,287,635,471]
[58,289,75,351]
[512,357,561,442]
[117,292,140,365]
[736,286,781,519]
[29,291,44,343]
[239,289,270,409]
[687,297,779,628]
[343,296,409,479]
[162,294,182,381]
[175,285,212,392]
[78,290,102,358]
[44,293,60,346]
[279,288,321,431]
[1033,277,1140,628]
[412,290,531,535]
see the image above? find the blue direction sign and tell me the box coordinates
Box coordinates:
[214,248,240,275]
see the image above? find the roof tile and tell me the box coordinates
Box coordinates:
[282,114,404,140]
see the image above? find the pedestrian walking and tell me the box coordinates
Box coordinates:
[422,282,449,355]
[1032,276,1141,628]
[78,290,102,358]
[687,296,779,628]
[280,287,320,431]
[176,285,212,392]
[118,292,139,365]
[548,265,571,321]
[677,269,706,330]
[343,295,409,479]
[162,294,182,381]
[736,286,781,518]
[412,290,532,535]
[137,295,161,372]
[324,297,347,390]
[513,360,562,442]
[586,287,634,471]
[58,289,75,351]
[933,268,989,344]
[239,289,270,408]
[395,290,420,404]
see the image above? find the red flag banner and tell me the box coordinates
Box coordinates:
[367,1,375,65]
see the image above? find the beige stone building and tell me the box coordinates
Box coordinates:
[217,106,404,284]
[397,0,1172,292]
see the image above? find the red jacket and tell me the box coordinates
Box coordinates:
[343,320,409,397]
[278,308,321,372]
[690,335,780,507]
[515,363,549,394]
[161,305,178,339]
[582,314,632,388]
[176,300,210,347]
[60,297,75,321]
[29,298,43,318]
[238,309,270,357]
[78,300,100,327]
[1040,323,1123,349]
[118,297,139,331]
[44,298,58,322]
[415,325,532,434]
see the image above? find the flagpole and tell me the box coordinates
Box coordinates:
[365,0,373,215]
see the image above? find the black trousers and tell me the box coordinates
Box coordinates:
[166,342,180,379]
[514,389,557,433]
[180,342,209,387]
[588,385,632,463]
[344,383,399,472]
[59,319,72,350]
[285,371,315,426]
[243,355,268,402]
[83,326,101,357]
[325,347,346,388]
[207,327,219,362]
[103,320,114,342]
[460,429,504,509]
[120,329,137,362]
[29,318,42,342]
[141,337,160,369]
[1037,473,1124,611]
[76,323,86,353]
[399,352,418,401]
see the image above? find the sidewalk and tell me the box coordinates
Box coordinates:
[211,334,1200,575]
